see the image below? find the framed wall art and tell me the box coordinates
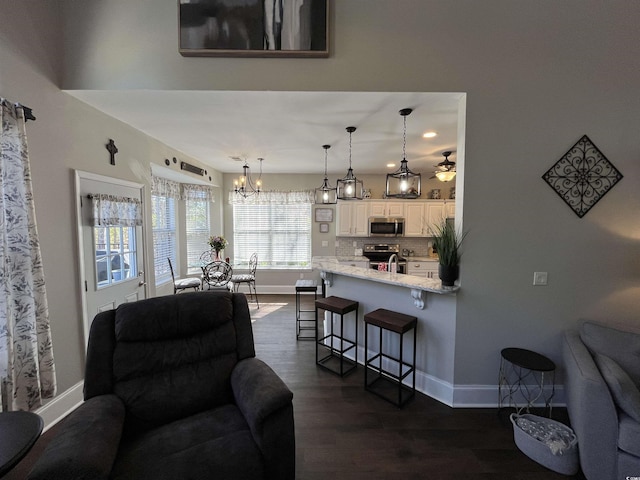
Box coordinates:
[314,207,333,222]
[179,0,329,58]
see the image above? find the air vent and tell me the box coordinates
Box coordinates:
[180,161,204,176]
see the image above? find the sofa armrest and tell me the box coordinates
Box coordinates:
[231,357,295,480]
[563,330,618,480]
[28,394,125,480]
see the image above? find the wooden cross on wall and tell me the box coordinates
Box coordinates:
[106,139,118,165]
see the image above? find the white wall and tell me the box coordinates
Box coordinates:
[2,0,639,399]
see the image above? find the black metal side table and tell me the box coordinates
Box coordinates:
[0,411,43,477]
[498,347,556,417]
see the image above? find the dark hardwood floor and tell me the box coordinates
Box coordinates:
[7,294,586,479]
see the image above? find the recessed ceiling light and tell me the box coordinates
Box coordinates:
[386,163,396,168]
[422,131,437,138]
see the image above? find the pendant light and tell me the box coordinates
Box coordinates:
[234,157,263,198]
[315,144,337,204]
[385,108,421,198]
[337,126,364,200]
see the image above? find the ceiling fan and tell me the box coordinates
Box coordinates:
[430,151,456,182]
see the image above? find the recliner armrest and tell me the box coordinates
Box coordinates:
[231,357,295,480]
[28,394,125,480]
[231,357,293,431]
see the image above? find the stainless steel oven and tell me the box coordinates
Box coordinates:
[363,244,407,274]
[368,217,405,237]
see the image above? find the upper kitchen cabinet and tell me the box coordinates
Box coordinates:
[337,202,369,237]
[405,200,455,237]
[369,201,404,217]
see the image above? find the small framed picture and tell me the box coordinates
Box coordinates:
[315,208,333,222]
[319,223,329,233]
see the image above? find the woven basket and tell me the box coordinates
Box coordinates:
[510,413,579,476]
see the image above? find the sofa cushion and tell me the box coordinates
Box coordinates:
[112,404,264,480]
[594,353,640,423]
[580,320,640,386]
[618,412,640,457]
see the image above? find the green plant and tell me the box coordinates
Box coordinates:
[431,220,467,267]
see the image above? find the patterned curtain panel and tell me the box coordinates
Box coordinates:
[229,189,315,205]
[151,175,181,199]
[182,183,215,202]
[91,194,143,226]
[0,99,56,411]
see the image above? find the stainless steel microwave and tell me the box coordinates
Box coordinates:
[368,217,405,237]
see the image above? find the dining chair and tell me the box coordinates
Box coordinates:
[231,252,259,309]
[168,258,201,294]
[202,261,233,290]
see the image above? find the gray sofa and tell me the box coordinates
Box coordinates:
[29,291,295,480]
[563,320,640,480]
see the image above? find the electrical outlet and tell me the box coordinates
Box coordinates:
[353,241,357,247]
[321,240,328,247]
[533,272,548,286]
[300,273,304,279]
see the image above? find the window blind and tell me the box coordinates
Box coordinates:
[233,203,311,268]
[186,192,210,274]
[152,195,176,284]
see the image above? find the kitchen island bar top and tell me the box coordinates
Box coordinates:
[312,257,458,309]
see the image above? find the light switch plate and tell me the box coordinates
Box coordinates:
[533,272,548,286]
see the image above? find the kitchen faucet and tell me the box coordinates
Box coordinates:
[388,254,398,273]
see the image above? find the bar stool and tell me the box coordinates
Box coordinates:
[315,296,359,376]
[295,279,317,340]
[364,308,417,407]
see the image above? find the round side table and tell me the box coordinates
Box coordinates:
[498,347,556,417]
[0,411,43,477]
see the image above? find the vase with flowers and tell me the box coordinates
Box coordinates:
[208,235,228,261]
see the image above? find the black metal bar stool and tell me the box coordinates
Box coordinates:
[315,296,359,377]
[364,308,417,407]
[295,279,317,340]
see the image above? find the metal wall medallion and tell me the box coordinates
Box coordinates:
[542,135,622,218]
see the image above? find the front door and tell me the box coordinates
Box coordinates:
[75,171,147,346]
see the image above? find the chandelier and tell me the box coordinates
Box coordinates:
[336,126,364,200]
[315,144,337,204]
[385,108,421,198]
[234,157,263,198]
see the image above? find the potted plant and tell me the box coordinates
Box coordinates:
[431,219,466,287]
[208,235,228,260]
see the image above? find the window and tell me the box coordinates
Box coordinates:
[152,194,176,284]
[233,203,311,268]
[186,191,210,274]
[94,225,137,288]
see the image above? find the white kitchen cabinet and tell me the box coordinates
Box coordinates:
[404,200,455,237]
[404,203,426,236]
[369,201,404,217]
[336,202,369,237]
[406,259,439,279]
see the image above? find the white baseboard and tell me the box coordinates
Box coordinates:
[35,381,84,432]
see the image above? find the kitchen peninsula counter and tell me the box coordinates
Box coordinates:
[311,256,458,406]
[312,256,458,300]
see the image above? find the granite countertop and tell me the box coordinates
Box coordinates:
[312,257,458,295]
[335,256,370,262]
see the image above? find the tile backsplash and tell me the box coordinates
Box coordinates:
[335,237,433,257]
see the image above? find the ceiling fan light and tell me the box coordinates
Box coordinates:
[435,170,456,182]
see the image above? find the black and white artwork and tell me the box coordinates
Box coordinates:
[179,0,328,57]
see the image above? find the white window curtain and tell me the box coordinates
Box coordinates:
[0,99,56,411]
[151,175,181,199]
[182,183,214,202]
[228,189,314,205]
[90,194,143,227]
